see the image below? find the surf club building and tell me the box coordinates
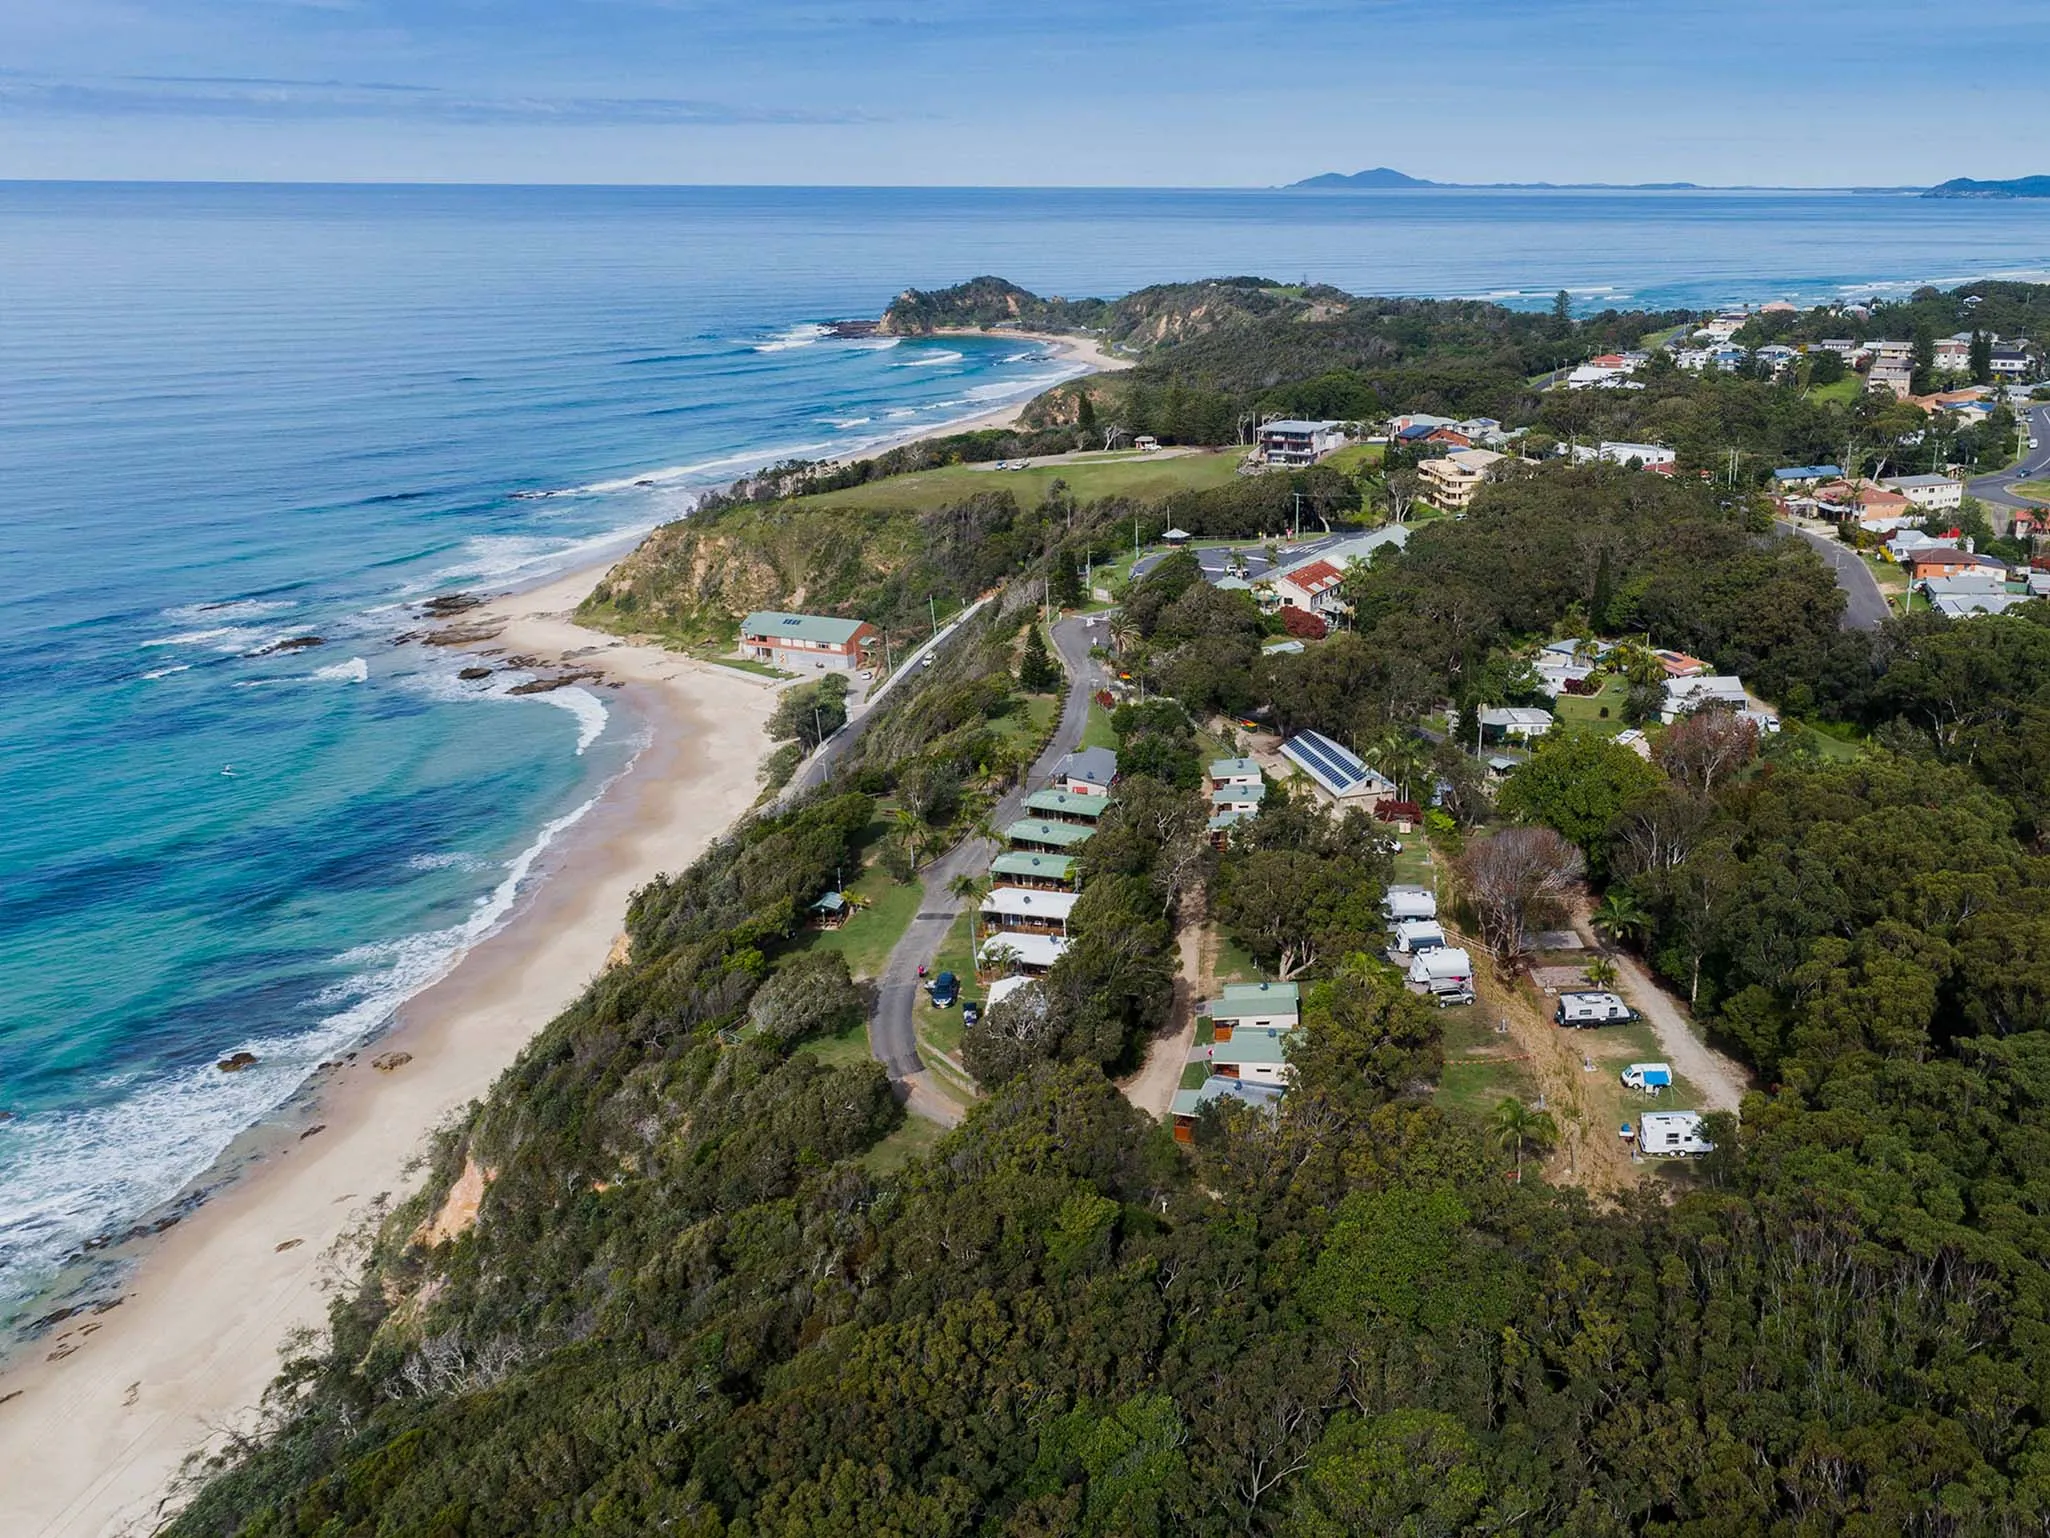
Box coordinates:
[737,611,878,673]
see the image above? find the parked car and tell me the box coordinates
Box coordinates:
[1620,1062,1673,1091]
[927,970,959,1008]
[961,1001,981,1029]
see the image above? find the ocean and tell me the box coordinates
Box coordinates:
[3,181,2047,1338]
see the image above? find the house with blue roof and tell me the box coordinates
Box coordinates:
[1772,465,1843,488]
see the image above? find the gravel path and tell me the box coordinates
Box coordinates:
[1593,941,1750,1113]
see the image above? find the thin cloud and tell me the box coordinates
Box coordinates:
[0,75,876,126]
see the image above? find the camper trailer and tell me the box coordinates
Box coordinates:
[1553,991,1636,1027]
[1636,1111,1713,1158]
[1620,1062,1673,1092]
[1407,947,1473,990]
[1391,918,1447,956]
[1381,885,1438,923]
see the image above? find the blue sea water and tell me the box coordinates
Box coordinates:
[3,181,2048,1334]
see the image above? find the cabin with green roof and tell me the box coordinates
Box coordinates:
[1205,981,1301,1036]
[1024,787,1111,824]
[990,850,1077,889]
[737,610,877,673]
[1006,818,1093,852]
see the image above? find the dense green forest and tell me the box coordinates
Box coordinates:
[164,281,2050,1535]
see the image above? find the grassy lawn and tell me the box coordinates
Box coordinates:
[1806,376,1861,406]
[1390,835,1438,891]
[1784,721,1864,762]
[791,869,924,981]
[2014,478,2050,504]
[792,450,1244,516]
[992,692,1059,755]
[1081,700,1119,752]
[1321,442,1386,475]
[1551,676,1630,734]
[1434,1002,1537,1118]
[1180,1062,1212,1091]
[802,1016,872,1068]
[1212,934,1261,985]
[860,1114,948,1175]
[916,908,978,1063]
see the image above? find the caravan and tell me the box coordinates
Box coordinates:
[1554,991,1636,1027]
[1407,948,1474,1004]
[1381,885,1438,923]
[1391,918,1447,955]
[1636,1111,1714,1158]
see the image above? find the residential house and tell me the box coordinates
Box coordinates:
[1881,473,1964,513]
[981,886,1079,936]
[1257,419,1347,467]
[979,931,1068,974]
[1051,746,1118,797]
[1885,530,1958,564]
[1005,817,1093,853]
[1990,345,2034,378]
[1452,417,1507,446]
[1211,780,1266,817]
[1661,675,1748,723]
[1207,981,1302,1036]
[1280,729,1398,812]
[1271,558,1348,617]
[1477,706,1554,743]
[1933,593,2029,618]
[1656,649,1709,677]
[988,851,1076,890]
[1208,755,1263,790]
[1417,448,1506,511]
[1869,356,1915,399]
[1772,464,1844,489]
[1815,338,1859,354]
[1206,808,1251,847]
[1203,1028,1293,1086]
[1933,337,1973,373]
[1170,1075,1284,1142]
[738,610,878,672]
[1573,441,1676,468]
[1908,549,2008,585]
[1022,788,1110,825]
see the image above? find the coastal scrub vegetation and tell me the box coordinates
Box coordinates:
[165,279,2050,1534]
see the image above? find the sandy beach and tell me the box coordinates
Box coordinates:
[0,570,781,1537]
[0,322,1120,1538]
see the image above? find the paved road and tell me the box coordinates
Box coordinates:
[1779,521,1892,631]
[782,596,992,802]
[868,612,1106,1113]
[1968,402,2050,512]
[1131,528,1355,586]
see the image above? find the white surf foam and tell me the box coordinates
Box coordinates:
[848,337,900,351]
[141,626,261,651]
[534,686,608,755]
[406,851,489,873]
[829,416,873,429]
[894,349,965,368]
[0,785,612,1310]
[140,664,191,681]
[312,657,369,683]
[161,599,296,624]
[753,322,831,353]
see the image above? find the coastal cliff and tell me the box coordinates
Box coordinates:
[877,274,1349,353]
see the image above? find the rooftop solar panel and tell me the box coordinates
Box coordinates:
[1284,730,1367,790]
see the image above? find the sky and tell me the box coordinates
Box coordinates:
[1,0,2044,186]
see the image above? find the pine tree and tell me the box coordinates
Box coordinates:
[1590,545,1614,633]
[1075,390,1096,431]
[1051,548,1084,608]
[1018,625,1061,692]
[1970,328,1993,385]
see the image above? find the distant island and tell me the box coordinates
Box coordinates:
[1923,176,2050,199]
[1284,166,1932,193]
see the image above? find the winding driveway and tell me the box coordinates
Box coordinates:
[1778,521,1892,631]
[867,612,1107,1120]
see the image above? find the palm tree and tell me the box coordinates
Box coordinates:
[890,807,931,871]
[1590,891,1650,953]
[1584,956,1619,990]
[1361,727,1431,805]
[1488,1097,1561,1181]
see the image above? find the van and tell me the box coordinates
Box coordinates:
[1554,991,1635,1027]
[1619,1062,1673,1091]
[1391,918,1446,955]
[1636,1111,1714,1157]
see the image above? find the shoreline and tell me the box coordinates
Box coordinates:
[0,320,1120,1537]
[0,568,781,1537]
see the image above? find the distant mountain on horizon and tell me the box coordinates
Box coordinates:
[1923,175,2050,199]
[1284,167,1930,193]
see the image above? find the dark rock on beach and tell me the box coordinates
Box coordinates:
[507,671,602,695]
[458,666,493,681]
[420,593,483,617]
[216,1051,259,1073]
